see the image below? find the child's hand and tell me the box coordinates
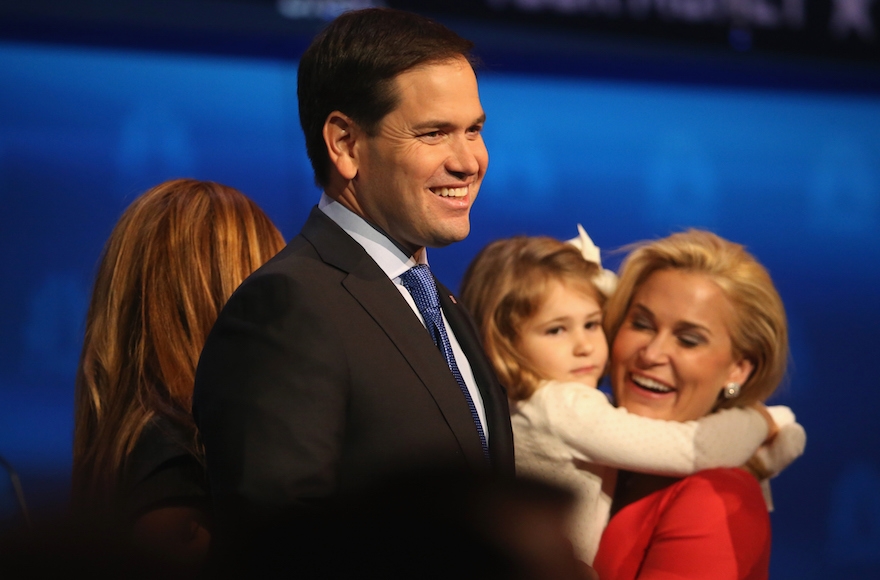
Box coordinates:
[748,402,781,444]
[743,405,806,480]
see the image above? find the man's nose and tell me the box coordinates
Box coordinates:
[447,136,482,177]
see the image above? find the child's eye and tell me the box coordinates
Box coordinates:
[545,326,564,336]
[585,321,601,331]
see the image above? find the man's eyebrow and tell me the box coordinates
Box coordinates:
[411,113,486,131]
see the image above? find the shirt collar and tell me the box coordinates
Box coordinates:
[318,193,427,280]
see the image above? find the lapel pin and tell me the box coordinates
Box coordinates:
[449,295,457,304]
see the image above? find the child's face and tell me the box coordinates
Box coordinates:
[516,279,608,388]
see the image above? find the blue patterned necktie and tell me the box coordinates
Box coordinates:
[400,264,490,463]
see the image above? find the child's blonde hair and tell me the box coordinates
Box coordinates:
[461,236,605,401]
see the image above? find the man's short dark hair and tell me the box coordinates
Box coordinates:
[297,8,476,189]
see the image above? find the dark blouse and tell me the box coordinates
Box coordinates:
[120,416,208,523]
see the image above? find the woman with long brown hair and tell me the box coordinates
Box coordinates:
[72,179,284,569]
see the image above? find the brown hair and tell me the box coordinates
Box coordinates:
[298,8,476,188]
[461,236,604,401]
[603,229,788,409]
[72,179,285,509]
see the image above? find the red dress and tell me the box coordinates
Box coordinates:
[593,468,770,580]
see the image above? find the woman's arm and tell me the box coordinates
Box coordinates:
[132,505,211,571]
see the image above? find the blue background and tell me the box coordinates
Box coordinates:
[1,22,879,578]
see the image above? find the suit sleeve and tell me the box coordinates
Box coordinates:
[193,269,348,530]
[525,382,769,475]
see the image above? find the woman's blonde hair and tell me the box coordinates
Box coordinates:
[461,236,604,401]
[72,179,285,509]
[603,229,788,409]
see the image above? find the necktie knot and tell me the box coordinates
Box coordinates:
[400,264,439,312]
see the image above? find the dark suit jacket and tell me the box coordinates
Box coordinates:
[193,207,514,534]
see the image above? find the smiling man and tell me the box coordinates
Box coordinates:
[192,8,515,547]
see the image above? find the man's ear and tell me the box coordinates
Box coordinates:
[323,111,359,181]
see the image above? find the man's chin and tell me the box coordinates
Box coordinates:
[427,227,471,249]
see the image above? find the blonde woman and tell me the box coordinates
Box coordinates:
[594,229,805,579]
[460,230,801,565]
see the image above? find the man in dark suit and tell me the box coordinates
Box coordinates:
[193,7,515,545]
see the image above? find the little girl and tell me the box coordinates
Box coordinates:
[460,227,801,564]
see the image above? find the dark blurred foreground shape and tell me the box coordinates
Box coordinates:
[0,469,598,579]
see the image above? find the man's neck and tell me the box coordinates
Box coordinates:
[324,190,423,261]
[318,193,428,280]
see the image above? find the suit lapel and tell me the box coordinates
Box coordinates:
[438,282,515,475]
[300,209,488,472]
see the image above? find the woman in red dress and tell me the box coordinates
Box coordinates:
[593,229,793,580]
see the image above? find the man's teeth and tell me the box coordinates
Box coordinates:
[434,186,467,198]
[632,375,673,393]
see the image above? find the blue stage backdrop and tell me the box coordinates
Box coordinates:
[0,36,878,578]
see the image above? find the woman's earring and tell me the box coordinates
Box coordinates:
[723,382,741,399]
